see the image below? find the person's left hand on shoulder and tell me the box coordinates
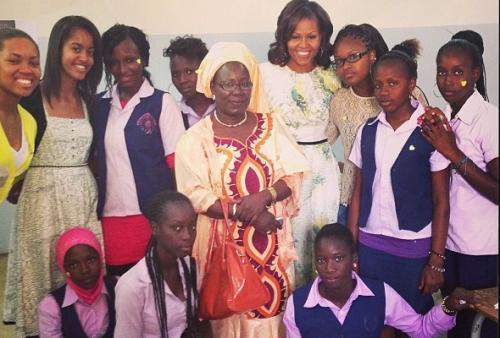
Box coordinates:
[420,106,457,158]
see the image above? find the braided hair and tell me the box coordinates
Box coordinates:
[101,24,152,91]
[332,23,389,60]
[143,191,195,338]
[145,238,168,338]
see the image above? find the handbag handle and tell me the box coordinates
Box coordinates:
[219,197,232,263]
[205,197,232,269]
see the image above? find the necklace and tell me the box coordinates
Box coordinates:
[214,110,248,128]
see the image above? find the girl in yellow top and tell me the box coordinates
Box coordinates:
[0,28,41,203]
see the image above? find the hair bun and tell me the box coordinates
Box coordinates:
[392,38,421,61]
[452,30,484,55]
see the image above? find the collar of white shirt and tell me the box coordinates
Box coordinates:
[180,99,216,119]
[446,89,483,126]
[368,100,423,133]
[103,78,155,109]
[304,272,375,309]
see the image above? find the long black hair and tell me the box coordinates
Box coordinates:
[332,23,388,60]
[42,16,102,110]
[143,191,195,338]
[101,24,152,90]
[268,0,333,68]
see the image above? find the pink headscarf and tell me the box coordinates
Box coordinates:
[56,227,104,305]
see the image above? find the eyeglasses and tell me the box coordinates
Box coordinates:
[332,50,370,68]
[217,81,253,92]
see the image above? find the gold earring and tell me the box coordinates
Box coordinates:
[460,80,468,87]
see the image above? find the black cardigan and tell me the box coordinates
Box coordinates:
[20,86,46,152]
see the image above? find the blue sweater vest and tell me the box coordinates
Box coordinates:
[51,276,117,338]
[94,89,174,217]
[359,118,434,232]
[294,277,386,338]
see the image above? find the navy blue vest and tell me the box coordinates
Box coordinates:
[94,89,174,217]
[52,276,117,338]
[294,277,386,338]
[359,118,434,232]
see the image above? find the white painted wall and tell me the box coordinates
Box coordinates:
[0,1,498,252]
[2,0,498,35]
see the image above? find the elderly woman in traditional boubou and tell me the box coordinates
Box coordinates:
[175,41,309,337]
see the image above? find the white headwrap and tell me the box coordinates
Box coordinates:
[196,41,268,114]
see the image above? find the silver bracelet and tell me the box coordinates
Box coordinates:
[427,263,445,273]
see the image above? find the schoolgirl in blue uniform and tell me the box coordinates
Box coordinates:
[284,223,473,338]
[93,24,185,276]
[347,39,451,318]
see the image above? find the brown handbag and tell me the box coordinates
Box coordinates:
[198,197,271,320]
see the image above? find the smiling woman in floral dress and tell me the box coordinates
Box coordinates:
[260,0,342,288]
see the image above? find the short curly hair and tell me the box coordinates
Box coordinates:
[163,35,208,62]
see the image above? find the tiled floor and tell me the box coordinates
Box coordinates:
[0,254,15,338]
[0,253,448,338]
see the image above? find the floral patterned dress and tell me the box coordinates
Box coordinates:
[260,62,341,287]
[3,99,102,337]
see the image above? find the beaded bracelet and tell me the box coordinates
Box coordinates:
[441,296,457,316]
[427,263,445,273]
[428,250,446,261]
[453,156,468,169]
[452,156,468,177]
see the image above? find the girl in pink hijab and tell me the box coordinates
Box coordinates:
[37,227,117,338]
